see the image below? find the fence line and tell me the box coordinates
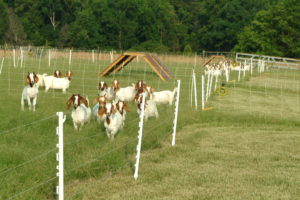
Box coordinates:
[0,114,56,136]
[6,176,57,200]
[0,148,56,176]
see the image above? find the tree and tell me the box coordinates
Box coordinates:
[234,0,300,57]
[0,0,9,44]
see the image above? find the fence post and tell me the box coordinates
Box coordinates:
[134,93,146,180]
[202,75,205,111]
[69,50,72,67]
[192,69,198,110]
[0,57,4,75]
[92,50,95,63]
[250,57,253,75]
[13,49,16,68]
[172,80,181,146]
[238,66,241,82]
[20,48,24,68]
[206,72,210,101]
[56,112,66,200]
[48,49,51,67]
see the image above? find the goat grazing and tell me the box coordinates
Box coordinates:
[21,72,39,111]
[44,71,73,93]
[66,94,91,131]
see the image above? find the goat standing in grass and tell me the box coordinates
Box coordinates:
[44,71,73,93]
[21,72,39,111]
[99,102,124,139]
[66,94,91,131]
[135,93,159,121]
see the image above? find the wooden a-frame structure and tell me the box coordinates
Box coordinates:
[99,52,174,81]
[202,55,227,67]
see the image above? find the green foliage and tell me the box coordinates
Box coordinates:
[235,0,300,57]
[183,44,193,55]
[1,0,299,57]
[129,40,170,53]
[0,0,8,44]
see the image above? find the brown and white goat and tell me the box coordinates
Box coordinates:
[21,72,39,111]
[66,94,91,131]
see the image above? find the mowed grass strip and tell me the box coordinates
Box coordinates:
[64,69,300,200]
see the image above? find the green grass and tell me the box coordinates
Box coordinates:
[0,52,299,199]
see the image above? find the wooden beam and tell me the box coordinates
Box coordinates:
[143,55,167,81]
[113,55,136,72]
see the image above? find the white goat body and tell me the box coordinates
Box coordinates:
[44,76,71,93]
[104,103,124,139]
[115,85,136,102]
[150,88,177,105]
[21,85,39,111]
[36,73,47,88]
[99,87,115,101]
[137,99,159,121]
[71,104,91,131]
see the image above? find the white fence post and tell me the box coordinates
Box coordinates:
[20,48,24,68]
[238,67,241,82]
[134,93,146,180]
[201,75,205,111]
[56,112,66,200]
[110,51,114,63]
[48,50,51,67]
[214,75,218,91]
[192,69,198,110]
[69,50,72,67]
[0,57,4,75]
[92,50,95,63]
[206,73,210,102]
[208,73,213,98]
[250,57,253,75]
[172,80,181,146]
[13,49,16,68]
[190,74,193,107]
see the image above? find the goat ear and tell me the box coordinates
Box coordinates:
[66,97,74,110]
[98,106,106,117]
[81,97,89,107]
[151,87,154,93]
[26,77,30,84]
[34,75,39,83]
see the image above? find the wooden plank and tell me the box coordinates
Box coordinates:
[152,55,174,79]
[113,55,136,72]
[123,52,145,56]
[144,55,168,81]
[99,55,128,76]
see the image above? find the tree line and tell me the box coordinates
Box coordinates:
[0,0,299,57]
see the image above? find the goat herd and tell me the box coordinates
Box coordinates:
[21,71,178,139]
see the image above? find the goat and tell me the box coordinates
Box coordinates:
[111,80,136,102]
[136,93,159,121]
[98,81,114,100]
[53,70,63,78]
[115,100,129,122]
[66,94,91,131]
[44,71,73,93]
[21,72,39,111]
[147,87,177,105]
[92,95,108,123]
[101,102,124,139]
[36,73,47,88]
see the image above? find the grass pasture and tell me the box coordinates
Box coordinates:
[0,50,299,199]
